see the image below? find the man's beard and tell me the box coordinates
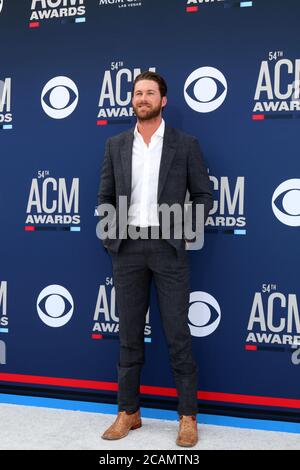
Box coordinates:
[133,102,163,121]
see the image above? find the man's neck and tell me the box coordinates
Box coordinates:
[136,116,163,146]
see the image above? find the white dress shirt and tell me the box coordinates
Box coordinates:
[128,119,165,227]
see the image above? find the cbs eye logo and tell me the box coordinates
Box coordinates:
[184,67,227,113]
[41,76,79,119]
[188,291,221,337]
[0,1,3,14]
[272,179,300,227]
[37,285,74,328]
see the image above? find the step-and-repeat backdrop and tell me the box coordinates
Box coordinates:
[1,0,300,421]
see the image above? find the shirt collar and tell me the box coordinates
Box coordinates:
[134,118,165,139]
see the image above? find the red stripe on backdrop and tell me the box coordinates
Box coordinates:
[0,373,299,409]
[0,373,117,392]
[186,6,198,13]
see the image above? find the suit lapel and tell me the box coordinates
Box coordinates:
[157,125,176,202]
[120,128,134,200]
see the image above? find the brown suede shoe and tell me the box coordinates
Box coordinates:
[101,410,142,440]
[176,415,198,447]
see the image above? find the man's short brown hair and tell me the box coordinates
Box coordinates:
[133,71,168,98]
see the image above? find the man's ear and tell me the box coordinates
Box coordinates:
[162,96,168,109]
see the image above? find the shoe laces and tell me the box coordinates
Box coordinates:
[180,415,196,431]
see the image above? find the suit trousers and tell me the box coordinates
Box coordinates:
[109,228,198,416]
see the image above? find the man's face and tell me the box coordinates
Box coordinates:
[132,79,167,121]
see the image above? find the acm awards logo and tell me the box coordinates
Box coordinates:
[98,0,143,9]
[184,67,227,113]
[253,51,300,119]
[25,171,81,231]
[92,278,151,340]
[30,0,86,22]
[97,63,156,125]
[41,76,79,119]
[0,281,7,366]
[186,0,224,10]
[37,285,74,328]
[0,281,8,331]
[0,1,3,14]
[185,0,253,12]
[272,179,300,227]
[246,284,300,365]
[186,174,246,234]
[0,77,13,128]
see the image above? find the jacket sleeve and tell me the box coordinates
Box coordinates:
[97,138,116,209]
[96,139,116,251]
[187,137,213,237]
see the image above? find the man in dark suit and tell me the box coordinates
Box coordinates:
[97,71,212,447]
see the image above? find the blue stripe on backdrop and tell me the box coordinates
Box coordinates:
[1,394,300,435]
